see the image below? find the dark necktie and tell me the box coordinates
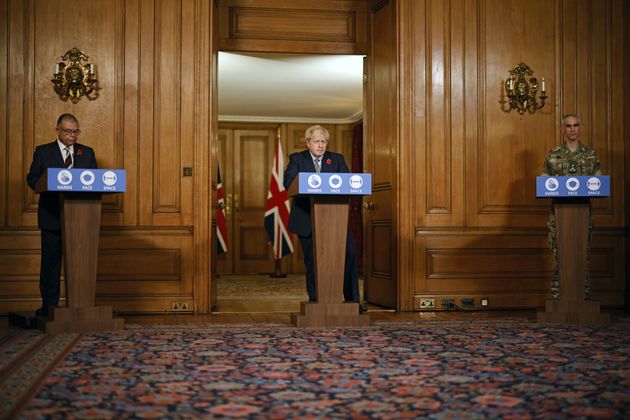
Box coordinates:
[64,148,72,168]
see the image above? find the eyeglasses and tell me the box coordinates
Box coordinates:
[59,128,81,136]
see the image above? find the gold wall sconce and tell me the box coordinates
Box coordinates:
[504,63,547,114]
[51,48,99,103]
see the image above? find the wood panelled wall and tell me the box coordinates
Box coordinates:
[0,0,369,315]
[396,0,627,310]
[218,0,368,54]
[0,0,214,314]
[0,0,627,315]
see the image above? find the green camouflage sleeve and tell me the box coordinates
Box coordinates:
[592,150,601,175]
[542,153,551,175]
[581,146,601,175]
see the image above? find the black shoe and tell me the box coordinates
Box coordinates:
[36,303,57,317]
[359,304,368,314]
[308,298,317,303]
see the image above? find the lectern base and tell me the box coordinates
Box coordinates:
[537,299,610,325]
[38,306,125,334]
[291,302,370,327]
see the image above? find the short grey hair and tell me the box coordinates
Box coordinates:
[561,113,580,125]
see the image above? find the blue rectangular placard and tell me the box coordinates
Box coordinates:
[297,173,372,195]
[536,176,609,198]
[47,168,127,192]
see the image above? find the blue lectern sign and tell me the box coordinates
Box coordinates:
[47,168,126,192]
[536,176,609,198]
[298,173,372,195]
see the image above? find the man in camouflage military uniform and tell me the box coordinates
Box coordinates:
[542,114,601,300]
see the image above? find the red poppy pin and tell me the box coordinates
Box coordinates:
[76,148,83,156]
[326,158,332,165]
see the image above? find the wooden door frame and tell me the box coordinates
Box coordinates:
[362,0,410,311]
[195,0,218,314]
[207,0,414,311]
[394,0,414,311]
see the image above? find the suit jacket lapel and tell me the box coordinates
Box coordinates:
[49,141,66,167]
[301,150,316,172]
[73,144,84,168]
[320,152,332,172]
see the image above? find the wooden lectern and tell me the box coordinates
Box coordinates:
[288,175,369,327]
[34,171,124,334]
[537,199,609,325]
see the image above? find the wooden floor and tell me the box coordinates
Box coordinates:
[4,299,626,330]
[1,300,543,330]
[119,308,539,326]
[5,275,622,329]
[5,310,630,330]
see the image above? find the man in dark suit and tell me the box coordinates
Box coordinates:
[26,113,97,316]
[283,125,366,313]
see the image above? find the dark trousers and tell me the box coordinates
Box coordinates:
[40,229,62,307]
[299,231,360,302]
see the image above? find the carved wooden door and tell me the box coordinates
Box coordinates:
[217,127,279,274]
[364,0,398,309]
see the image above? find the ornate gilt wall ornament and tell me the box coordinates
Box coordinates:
[51,48,99,103]
[504,63,547,114]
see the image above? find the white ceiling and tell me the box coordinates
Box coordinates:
[218,52,365,123]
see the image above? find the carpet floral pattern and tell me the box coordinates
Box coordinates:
[0,329,79,418]
[18,319,630,418]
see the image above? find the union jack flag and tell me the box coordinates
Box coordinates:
[264,139,294,260]
[216,164,228,254]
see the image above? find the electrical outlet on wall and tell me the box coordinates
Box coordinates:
[171,301,189,311]
[441,299,455,309]
[419,298,435,309]
[461,298,474,307]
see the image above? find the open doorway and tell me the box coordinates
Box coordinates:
[214,52,365,311]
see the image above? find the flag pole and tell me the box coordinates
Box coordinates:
[265,127,293,278]
[269,128,287,279]
[269,259,287,278]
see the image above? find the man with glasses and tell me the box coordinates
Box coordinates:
[284,125,366,313]
[26,113,97,316]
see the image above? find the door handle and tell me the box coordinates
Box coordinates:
[225,194,232,218]
[362,202,375,211]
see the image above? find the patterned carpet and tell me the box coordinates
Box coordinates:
[0,329,79,418]
[4,318,629,418]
